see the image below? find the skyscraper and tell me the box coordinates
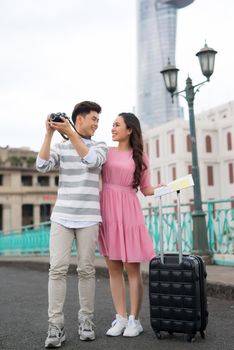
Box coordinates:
[137,0,194,129]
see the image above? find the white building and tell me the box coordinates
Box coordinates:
[0,146,58,232]
[141,101,234,208]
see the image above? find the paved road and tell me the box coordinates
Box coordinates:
[0,266,234,350]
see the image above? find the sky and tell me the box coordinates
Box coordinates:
[0,0,233,151]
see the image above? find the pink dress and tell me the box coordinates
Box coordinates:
[98,147,156,262]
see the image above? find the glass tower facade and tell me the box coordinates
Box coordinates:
[137,0,194,129]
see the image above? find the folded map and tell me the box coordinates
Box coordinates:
[154,174,194,198]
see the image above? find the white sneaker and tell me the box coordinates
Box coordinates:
[123,315,143,337]
[106,314,128,336]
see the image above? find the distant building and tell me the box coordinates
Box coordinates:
[141,100,234,208]
[136,0,194,128]
[0,146,58,233]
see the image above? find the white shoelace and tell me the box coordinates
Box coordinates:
[48,325,61,338]
[80,318,95,331]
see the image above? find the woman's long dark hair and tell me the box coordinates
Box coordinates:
[118,113,147,190]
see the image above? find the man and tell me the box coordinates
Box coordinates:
[36,101,107,348]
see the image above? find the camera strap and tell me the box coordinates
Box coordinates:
[59,118,91,140]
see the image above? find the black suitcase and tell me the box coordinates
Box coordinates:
[149,190,208,342]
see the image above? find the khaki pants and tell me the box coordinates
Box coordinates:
[48,222,99,326]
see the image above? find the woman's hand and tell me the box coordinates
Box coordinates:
[155,182,167,189]
[141,182,167,196]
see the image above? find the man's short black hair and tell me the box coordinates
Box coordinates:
[71,101,102,123]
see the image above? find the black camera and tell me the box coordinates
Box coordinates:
[50,112,68,123]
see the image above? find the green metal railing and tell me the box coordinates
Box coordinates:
[207,200,234,265]
[0,223,51,256]
[0,199,234,265]
[0,222,97,256]
[143,204,193,254]
[144,199,234,265]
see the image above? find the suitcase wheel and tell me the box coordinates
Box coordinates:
[200,330,205,339]
[186,334,196,343]
[155,331,162,340]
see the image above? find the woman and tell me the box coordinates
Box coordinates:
[98,113,162,337]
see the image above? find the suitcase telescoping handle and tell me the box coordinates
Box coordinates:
[155,174,194,264]
[159,190,183,264]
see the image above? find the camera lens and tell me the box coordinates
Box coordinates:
[50,113,63,122]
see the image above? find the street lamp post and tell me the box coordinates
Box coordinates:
[160,43,217,259]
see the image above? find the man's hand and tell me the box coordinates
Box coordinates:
[48,116,74,138]
[45,114,55,136]
[38,114,57,161]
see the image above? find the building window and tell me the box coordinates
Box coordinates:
[0,175,3,186]
[172,167,176,181]
[231,198,234,210]
[170,134,175,154]
[21,175,32,186]
[157,170,161,185]
[189,199,194,213]
[38,176,49,186]
[207,166,214,186]
[208,198,216,218]
[144,142,149,155]
[186,134,191,152]
[156,139,160,158]
[55,176,59,186]
[173,199,178,218]
[22,204,33,226]
[0,204,2,231]
[205,135,212,153]
[227,132,232,150]
[188,165,192,175]
[229,163,234,184]
[40,204,51,222]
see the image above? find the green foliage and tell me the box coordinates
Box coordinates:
[8,156,36,167]
[9,156,23,166]
[26,157,36,167]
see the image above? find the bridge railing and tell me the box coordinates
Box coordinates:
[143,203,193,255]
[206,199,234,265]
[0,199,233,265]
[143,198,234,265]
[0,221,96,256]
[0,222,51,256]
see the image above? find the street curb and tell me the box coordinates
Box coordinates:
[206,282,234,301]
[1,260,234,301]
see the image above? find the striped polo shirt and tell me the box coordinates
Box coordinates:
[36,139,107,223]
